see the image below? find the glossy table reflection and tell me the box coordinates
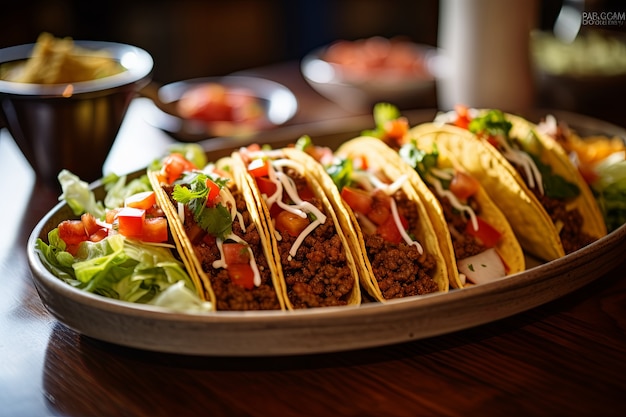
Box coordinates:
[2,61,626,417]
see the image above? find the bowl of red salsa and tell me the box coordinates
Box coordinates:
[143,75,298,142]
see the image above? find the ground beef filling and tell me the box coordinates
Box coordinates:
[532,191,595,254]
[165,185,281,311]
[363,190,439,299]
[437,194,486,260]
[274,170,354,309]
[516,171,595,254]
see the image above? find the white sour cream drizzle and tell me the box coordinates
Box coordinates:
[434,109,544,194]
[357,171,423,254]
[495,136,544,195]
[426,169,479,231]
[213,234,262,287]
[256,156,328,260]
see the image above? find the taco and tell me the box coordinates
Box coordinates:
[231,145,361,309]
[410,105,607,261]
[291,137,449,300]
[355,104,525,287]
[148,153,286,311]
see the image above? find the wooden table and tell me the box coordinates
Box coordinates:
[2,61,626,417]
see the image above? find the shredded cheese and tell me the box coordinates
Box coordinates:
[259,156,328,258]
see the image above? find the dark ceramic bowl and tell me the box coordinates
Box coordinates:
[0,40,153,187]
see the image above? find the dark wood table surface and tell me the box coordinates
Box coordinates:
[2,61,626,417]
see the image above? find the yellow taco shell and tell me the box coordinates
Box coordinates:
[232,148,362,309]
[322,137,450,300]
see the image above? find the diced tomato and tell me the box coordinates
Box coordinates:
[465,216,502,248]
[89,228,109,242]
[579,166,599,185]
[146,205,165,218]
[223,242,251,265]
[268,202,283,218]
[367,202,390,226]
[483,134,500,148]
[227,264,255,290]
[256,176,277,197]
[141,217,169,243]
[58,219,88,245]
[352,156,368,171]
[247,158,270,177]
[117,207,146,239]
[454,104,472,129]
[80,213,102,236]
[376,212,409,244]
[125,191,156,210]
[383,117,409,143]
[298,184,316,202]
[275,210,310,237]
[105,208,121,224]
[65,244,81,256]
[202,233,217,247]
[205,178,221,207]
[159,153,196,185]
[340,186,373,215]
[449,171,480,200]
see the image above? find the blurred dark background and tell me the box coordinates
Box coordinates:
[1,0,625,125]
[1,0,438,84]
[5,0,623,83]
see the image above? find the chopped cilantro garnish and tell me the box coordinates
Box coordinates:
[468,109,513,137]
[398,140,439,179]
[172,172,232,240]
[325,158,354,191]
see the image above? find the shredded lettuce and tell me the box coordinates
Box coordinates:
[592,154,626,232]
[43,167,213,313]
[57,169,106,219]
[35,232,212,312]
[103,173,152,210]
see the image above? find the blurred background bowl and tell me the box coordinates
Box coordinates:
[142,75,298,143]
[0,40,153,187]
[531,29,626,124]
[301,36,438,113]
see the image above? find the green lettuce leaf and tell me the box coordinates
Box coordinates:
[35,232,210,312]
[57,169,106,219]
